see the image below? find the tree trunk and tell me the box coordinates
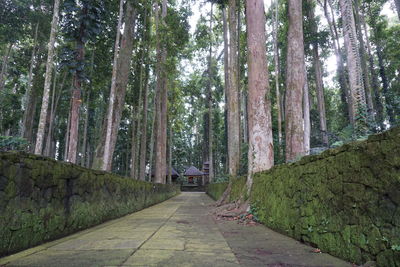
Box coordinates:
[273,0,283,156]
[148,104,157,182]
[354,0,374,123]
[34,0,60,155]
[362,16,384,129]
[44,69,58,157]
[21,23,39,136]
[308,1,328,146]
[64,97,72,161]
[245,0,274,194]
[167,126,172,184]
[0,43,13,92]
[339,0,367,132]
[208,3,214,183]
[97,0,124,170]
[376,44,394,125]
[80,90,90,166]
[285,0,306,162]
[154,0,168,184]
[222,6,229,172]
[129,108,137,178]
[227,0,240,176]
[22,52,44,144]
[395,0,400,21]
[139,68,150,180]
[303,69,310,155]
[319,0,352,124]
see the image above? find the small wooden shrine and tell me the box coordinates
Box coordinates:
[183,166,204,185]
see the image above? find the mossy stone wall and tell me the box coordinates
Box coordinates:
[207,127,400,266]
[0,152,180,256]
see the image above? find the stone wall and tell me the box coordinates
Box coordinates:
[0,152,180,256]
[207,127,400,266]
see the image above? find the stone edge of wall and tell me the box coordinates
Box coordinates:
[0,152,180,257]
[206,127,400,266]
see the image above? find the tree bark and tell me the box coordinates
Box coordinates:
[44,69,58,157]
[64,96,72,161]
[222,6,229,172]
[129,108,137,178]
[154,0,168,184]
[308,1,328,146]
[285,0,306,162]
[376,44,394,125]
[303,69,310,155]
[92,0,123,170]
[208,3,214,183]
[21,23,39,137]
[318,0,352,124]
[354,0,374,122]
[339,0,367,132]
[167,126,172,184]
[245,0,274,194]
[227,0,240,176]
[0,43,13,92]
[273,0,283,156]
[395,0,400,21]
[34,0,60,155]
[362,17,384,129]
[139,68,150,180]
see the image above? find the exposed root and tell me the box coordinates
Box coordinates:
[211,200,257,225]
[214,182,232,207]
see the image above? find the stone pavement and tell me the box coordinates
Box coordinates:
[0,192,352,267]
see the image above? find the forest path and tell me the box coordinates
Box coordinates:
[2,192,351,267]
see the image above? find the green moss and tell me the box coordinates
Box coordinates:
[208,127,400,266]
[0,152,180,257]
[206,182,228,200]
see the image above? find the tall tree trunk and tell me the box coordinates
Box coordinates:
[222,6,229,172]
[64,97,72,160]
[273,0,283,156]
[22,52,44,143]
[208,3,214,183]
[395,0,400,21]
[95,1,136,171]
[362,16,384,129]
[154,0,168,184]
[44,69,58,157]
[245,0,274,194]
[98,0,124,170]
[308,1,328,146]
[303,69,310,155]
[285,0,306,162]
[21,23,39,136]
[339,0,367,132]
[34,0,60,155]
[129,108,137,178]
[139,67,150,180]
[354,0,374,122]
[0,43,13,92]
[148,105,156,182]
[133,34,148,178]
[319,0,352,124]
[227,0,240,176]
[376,44,394,125]
[80,51,94,166]
[167,126,172,184]
[80,90,90,166]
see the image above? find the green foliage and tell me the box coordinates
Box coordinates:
[0,136,30,152]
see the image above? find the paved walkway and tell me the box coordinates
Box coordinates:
[1,192,351,267]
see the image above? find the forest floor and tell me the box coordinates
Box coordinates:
[1,192,351,267]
